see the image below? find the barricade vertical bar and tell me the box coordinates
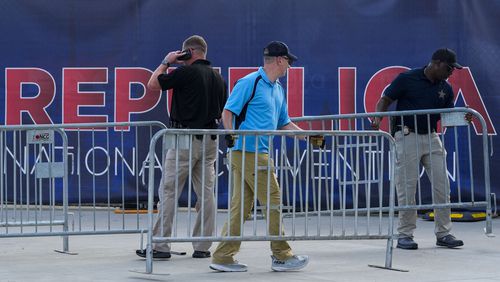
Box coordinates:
[121,129,126,229]
[227,148,232,236]
[213,134,219,235]
[201,135,206,239]
[317,139,323,236]
[77,129,82,231]
[35,143,39,233]
[26,139,30,230]
[266,136,272,237]
[0,131,4,226]
[253,137,258,235]
[377,136,383,235]
[454,126,462,202]
[384,139,396,269]
[239,136,246,237]
[305,137,310,236]
[92,130,96,231]
[13,132,17,232]
[330,135,336,236]
[19,133,24,233]
[61,129,70,252]
[135,127,140,229]
[341,136,347,235]
[187,136,193,237]
[414,118,422,206]
[106,127,111,230]
[173,134,179,237]
[297,139,304,213]
[467,125,475,202]
[440,118,448,209]
[426,115,436,205]
[478,112,493,234]
[278,136,285,236]
[354,135,360,235]
[50,140,55,232]
[291,137,298,236]
[366,135,372,235]
[145,130,159,274]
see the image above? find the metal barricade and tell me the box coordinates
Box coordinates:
[144,128,397,273]
[292,107,493,235]
[0,121,166,253]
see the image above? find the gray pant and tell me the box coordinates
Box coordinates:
[395,131,452,239]
[152,137,217,252]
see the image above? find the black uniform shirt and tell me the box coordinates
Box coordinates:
[157,59,227,129]
[383,67,454,134]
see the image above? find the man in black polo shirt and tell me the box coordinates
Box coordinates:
[136,35,227,259]
[372,48,465,250]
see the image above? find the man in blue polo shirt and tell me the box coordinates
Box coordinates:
[372,48,466,250]
[209,41,311,272]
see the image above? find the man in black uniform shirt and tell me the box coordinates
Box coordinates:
[372,48,466,250]
[136,35,227,259]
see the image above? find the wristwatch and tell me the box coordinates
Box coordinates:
[161,58,170,67]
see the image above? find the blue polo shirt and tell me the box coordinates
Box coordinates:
[224,67,291,153]
[383,67,454,133]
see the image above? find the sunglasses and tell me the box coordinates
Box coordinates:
[282,56,292,66]
[444,62,454,72]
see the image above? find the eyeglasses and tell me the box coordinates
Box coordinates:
[444,62,454,72]
[281,56,292,66]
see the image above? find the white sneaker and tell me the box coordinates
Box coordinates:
[271,255,309,272]
[209,261,248,272]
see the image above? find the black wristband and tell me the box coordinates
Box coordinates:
[161,59,170,67]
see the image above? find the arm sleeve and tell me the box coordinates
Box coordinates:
[277,88,292,128]
[383,73,406,101]
[157,66,189,91]
[445,84,455,108]
[224,78,253,116]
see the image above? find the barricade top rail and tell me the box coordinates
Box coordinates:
[152,128,394,137]
[290,107,480,121]
[147,128,395,152]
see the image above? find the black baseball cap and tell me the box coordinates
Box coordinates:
[432,48,463,69]
[263,41,298,62]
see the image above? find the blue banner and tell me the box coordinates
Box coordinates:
[0,0,498,207]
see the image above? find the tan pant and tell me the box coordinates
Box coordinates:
[212,151,293,264]
[152,137,217,252]
[395,131,452,239]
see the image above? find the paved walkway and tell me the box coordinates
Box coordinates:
[1,217,499,281]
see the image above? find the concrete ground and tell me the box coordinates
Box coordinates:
[0,216,499,282]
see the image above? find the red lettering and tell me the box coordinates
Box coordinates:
[5,68,55,125]
[448,68,496,135]
[63,68,108,124]
[115,68,160,130]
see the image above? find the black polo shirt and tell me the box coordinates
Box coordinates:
[383,67,454,134]
[157,59,227,129]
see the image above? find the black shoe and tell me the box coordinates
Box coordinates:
[397,237,418,250]
[192,250,211,258]
[136,249,171,259]
[436,234,464,248]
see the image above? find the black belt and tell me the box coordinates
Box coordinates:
[395,126,435,136]
[168,120,217,140]
[169,120,188,129]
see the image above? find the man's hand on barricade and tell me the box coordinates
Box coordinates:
[310,135,326,149]
[225,134,237,148]
[464,112,473,123]
[371,117,382,130]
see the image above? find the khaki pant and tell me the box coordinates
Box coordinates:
[212,151,293,264]
[152,137,217,252]
[395,131,452,239]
